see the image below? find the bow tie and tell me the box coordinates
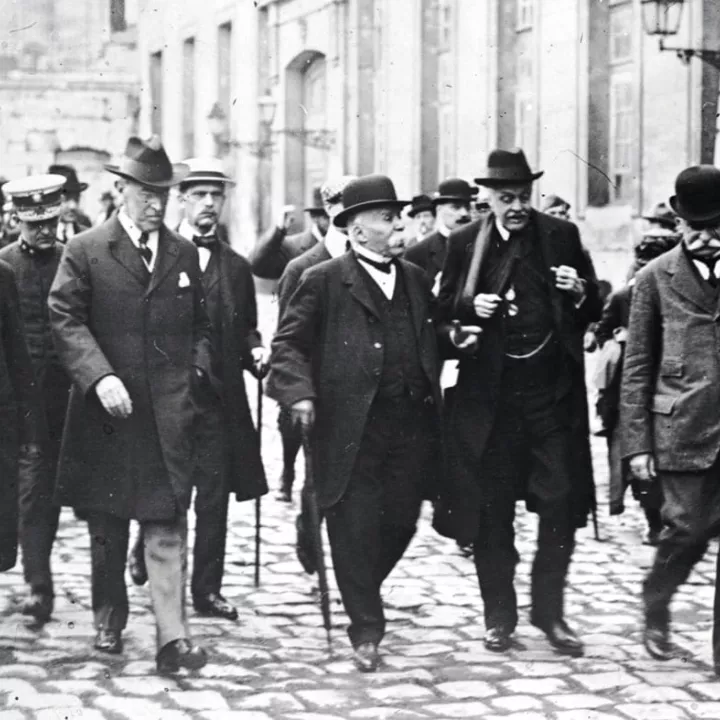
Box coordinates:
[193,234,217,248]
[356,254,395,274]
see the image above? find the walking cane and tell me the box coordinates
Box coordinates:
[254,378,263,587]
[301,424,332,651]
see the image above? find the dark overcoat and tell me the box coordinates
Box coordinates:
[403,230,447,285]
[249,226,318,280]
[435,211,602,543]
[48,217,213,521]
[276,241,331,320]
[0,260,41,570]
[621,245,720,472]
[266,253,442,510]
[211,240,268,501]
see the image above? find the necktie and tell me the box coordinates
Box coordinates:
[193,234,216,248]
[138,232,153,267]
[356,254,394,274]
[704,259,718,288]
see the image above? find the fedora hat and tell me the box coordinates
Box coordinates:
[642,201,677,229]
[474,148,544,186]
[669,165,720,225]
[179,157,235,186]
[407,194,435,218]
[333,174,409,228]
[105,136,189,189]
[304,187,327,214]
[48,164,88,194]
[433,178,478,205]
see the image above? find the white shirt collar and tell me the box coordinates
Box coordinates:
[324,225,348,259]
[353,243,396,299]
[353,242,393,266]
[495,218,511,241]
[692,258,720,281]
[177,218,217,242]
[435,218,451,238]
[117,208,159,270]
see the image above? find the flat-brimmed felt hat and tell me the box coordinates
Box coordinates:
[304,187,327,214]
[432,179,478,205]
[474,148,543,186]
[48,164,88,194]
[179,157,236,187]
[3,174,67,222]
[407,194,435,218]
[105,136,189,189]
[669,165,720,225]
[333,174,409,228]
[642,201,676,228]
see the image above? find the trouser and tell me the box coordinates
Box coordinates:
[643,463,720,662]
[325,395,433,648]
[278,406,302,489]
[89,511,189,649]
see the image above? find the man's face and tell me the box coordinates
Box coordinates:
[414,210,435,237]
[180,182,225,233]
[311,212,330,237]
[436,201,471,232]
[545,204,570,221]
[121,180,169,232]
[352,206,406,257]
[679,218,720,260]
[60,193,81,223]
[488,184,533,232]
[20,217,58,250]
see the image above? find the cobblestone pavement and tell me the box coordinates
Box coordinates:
[2,293,720,720]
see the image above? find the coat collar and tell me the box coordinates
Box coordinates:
[665,243,717,313]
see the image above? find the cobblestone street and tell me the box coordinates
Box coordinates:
[1,293,720,720]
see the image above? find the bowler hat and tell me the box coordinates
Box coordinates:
[105,136,189,189]
[304,187,327,214]
[474,148,543,186]
[48,164,88,194]
[669,166,720,225]
[333,174,409,228]
[407,194,435,218]
[642,201,676,229]
[433,178,478,205]
[180,157,236,187]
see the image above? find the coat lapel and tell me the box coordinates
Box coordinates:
[667,245,716,313]
[342,254,381,320]
[146,228,181,297]
[107,216,150,287]
[533,212,566,325]
[427,232,446,279]
[399,261,427,339]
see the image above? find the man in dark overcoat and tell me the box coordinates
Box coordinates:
[435,149,601,656]
[621,166,720,671]
[129,158,268,620]
[0,173,73,623]
[267,174,441,672]
[48,165,92,241]
[48,136,213,674]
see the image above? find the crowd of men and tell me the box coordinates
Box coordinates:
[0,134,719,679]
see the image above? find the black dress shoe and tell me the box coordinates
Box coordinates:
[644,625,686,661]
[483,626,513,652]
[128,542,147,586]
[353,642,379,672]
[533,619,584,657]
[94,629,123,655]
[21,592,53,624]
[156,638,207,674]
[193,593,238,621]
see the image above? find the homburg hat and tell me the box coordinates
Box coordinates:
[304,187,327,214]
[669,165,720,226]
[432,179,478,205]
[333,174,409,228]
[48,164,88,194]
[3,174,67,222]
[105,136,189,189]
[642,201,676,229]
[474,148,544,186]
[407,194,435,218]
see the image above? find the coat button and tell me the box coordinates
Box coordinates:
[374,342,382,349]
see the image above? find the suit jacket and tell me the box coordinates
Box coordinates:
[435,211,602,540]
[48,216,213,521]
[403,230,448,286]
[249,226,319,280]
[266,253,442,510]
[277,241,331,321]
[621,245,720,471]
[595,284,632,348]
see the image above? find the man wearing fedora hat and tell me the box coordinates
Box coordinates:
[249,187,329,280]
[404,178,475,293]
[435,148,602,656]
[48,164,92,241]
[127,158,269,621]
[0,173,75,624]
[49,136,213,674]
[621,165,720,671]
[406,193,436,246]
[268,174,441,672]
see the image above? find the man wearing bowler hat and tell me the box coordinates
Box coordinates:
[621,165,720,671]
[49,136,213,674]
[128,158,269,620]
[48,164,92,241]
[404,178,475,294]
[267,174,441,672]
[406,194,436,246]
[250,187,329,279]
[435,148,601,656]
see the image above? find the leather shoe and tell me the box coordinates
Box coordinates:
[483,626,513,652]
[94,629,123,655]
[353,642,380,672]
[156,638,207,674]
[21,592,53,624]
[193,593,238,621]
[533,618,584,657]
[644,625,686,661]
[128,542,147,586]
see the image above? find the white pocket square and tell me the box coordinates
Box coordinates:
[178,272,190,288]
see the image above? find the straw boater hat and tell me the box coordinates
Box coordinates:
[105,136,189,189]
[333,174,409,228]
[179,157,236,187]
[2,174,67,222]
[669,166,720,226]
[474,148,544,186]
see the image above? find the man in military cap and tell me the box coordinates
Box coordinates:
[0,173,74,624]
[48,165,92,241]
[49,136,212,673]
[128,158,269,621]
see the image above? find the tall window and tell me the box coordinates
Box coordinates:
[110,0,126,33]
[149,51,163,137]
[182,37,196,157]
[218,22,233,120]
[437,0,455,179]
[517,0,534,31]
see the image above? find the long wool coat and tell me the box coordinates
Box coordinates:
[435,211,602,544]
[48,217,213,521]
